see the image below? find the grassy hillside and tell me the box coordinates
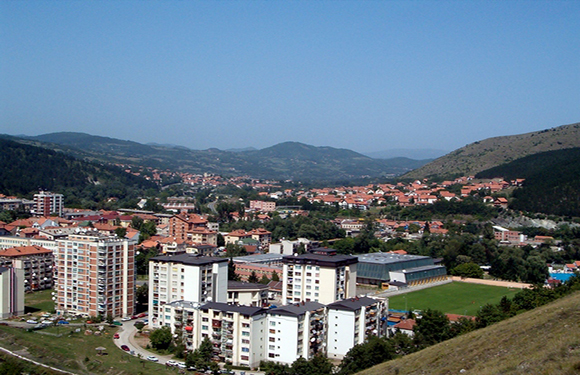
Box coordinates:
[17,133,429,181]
[358,290,580,375]
[404,122,580,179]
[476,147,580,217]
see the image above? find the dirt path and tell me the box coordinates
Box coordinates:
[450,276,532,289]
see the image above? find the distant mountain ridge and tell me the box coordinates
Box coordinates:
[9,133,430,181]
[364,148,448,160]
[404,122,580,179]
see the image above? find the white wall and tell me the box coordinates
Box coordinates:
[327,309,355,359]
[268,314,299,365]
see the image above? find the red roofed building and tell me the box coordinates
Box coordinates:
[0,245,54,291]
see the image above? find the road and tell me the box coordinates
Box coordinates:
[114,320,174,365]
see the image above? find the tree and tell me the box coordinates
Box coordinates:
[136,283,148,311]
[248,271,259,283]
[271,270,280,282]
[260,274,270,284]
[476,303,505,328]
[149,326,173,350]
[228,259,239,281]
[451,262,484,278]
[413,309,451,347]
[338,336,393,375]
[114,226,127,238]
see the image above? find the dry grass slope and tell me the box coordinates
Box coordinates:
[405,122,580,179]
[358,291,580,375]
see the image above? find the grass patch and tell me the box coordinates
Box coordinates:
[388,282,520,316]
[24,289,55,314]
[0,325,178,375]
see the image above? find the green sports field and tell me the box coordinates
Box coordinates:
[388,282,521,316]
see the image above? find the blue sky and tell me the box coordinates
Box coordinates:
[1,1,579,154]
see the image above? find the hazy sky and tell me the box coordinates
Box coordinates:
[1,1,579,154]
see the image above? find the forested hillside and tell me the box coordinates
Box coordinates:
[0,138,158,208]
[476,148,580,217]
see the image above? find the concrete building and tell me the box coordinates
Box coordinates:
[55,232,135,318]
[0,245,54,291]
[249,200,276,212]
[389,265,447,286]
[149,253,228,328]
[282,252,358,305]
[269,238,315,255]
[0,236,58,252]
[0,266,24,318]
[266,301,326,364]
[326,297,388,359]
[33,191,64,217]
[227,281,269,307]
[159,300,267,368]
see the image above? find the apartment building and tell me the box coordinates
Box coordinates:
[0,245,54,291]
[168,213,214,242]
[281,252,358,305]
[249,200,276,212]
[266,302,326,365]
[326,297,389,359]
[148,254,228,328]
[55,232,135,318]
[33,191,64,217]
[0,266,24,318]
[227,281,269,307]
[158,300,267,368]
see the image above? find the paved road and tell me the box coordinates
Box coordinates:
[114,320,174,365]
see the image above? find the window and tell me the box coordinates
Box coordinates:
[202,325,208,330]
[241,347,249,352]
[242,331,250,336]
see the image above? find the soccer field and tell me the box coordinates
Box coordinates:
[388,282,521,316]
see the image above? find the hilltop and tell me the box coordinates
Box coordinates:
[10,133,430,181]
[404,122,580,179]
[358,290,580,375]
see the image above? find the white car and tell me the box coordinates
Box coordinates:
[177,362,187,369]
[146,356,159,362]
[26,319,38,324]
[121,317,131,322]
[166,360,177,366]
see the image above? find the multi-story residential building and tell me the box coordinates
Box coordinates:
[55,232,135,318]
[0,245,54,291]
[149,254,228,328]
[249,200,276,212]
[326,296,389,359]
[282,252,358,305]
[0,266,24,318]
[33,191,64,217]
[227,281,269,307]
[248,228,272,248]
[159,300,267,368]
[168,213,210,241]
[266,302,326,364]
[189,228,218,246]
[0,236,58,253]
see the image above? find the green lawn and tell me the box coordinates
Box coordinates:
[24,289,55,314]
[388,282,521,316]
[0,325,177,375]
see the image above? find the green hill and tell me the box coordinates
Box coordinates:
[17,133,430,181]
[0,138,158,206]
[476,148,580,217]
[404,122,580,180]
[358,290,580,375]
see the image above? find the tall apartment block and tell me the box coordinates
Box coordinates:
[0,266,24,318]
[266,301,326,364]
[55,232,135,317]
[282,252,358,305]
[33,191,64,217]
[148,253,228,328]
[326,296,389,359]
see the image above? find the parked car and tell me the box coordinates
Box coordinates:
[146,356,159,362]
[113,333,120,339]
[26,320,38,324]
[121,317,131,322]
[177,362,187,369]
[57,320,69,325]
[137,312,147,318]
[121,345,130,351]
[166,360,177,367]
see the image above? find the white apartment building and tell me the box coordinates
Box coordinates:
[158,300,267,368]
[149,254,228,328]
[0,236,58,252]
[55,232,135,318]
[281,252,358,305]
[227,281,269,307]
[266,301,326,365]
[0,266,24,318]
[326,296,389,359]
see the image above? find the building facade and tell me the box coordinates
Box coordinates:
[55,232,135,317]
[148,254,228,328]
[0,266,24,318]
[33,191,64,217]
[0,245,54,292]
[282,252,358,305]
